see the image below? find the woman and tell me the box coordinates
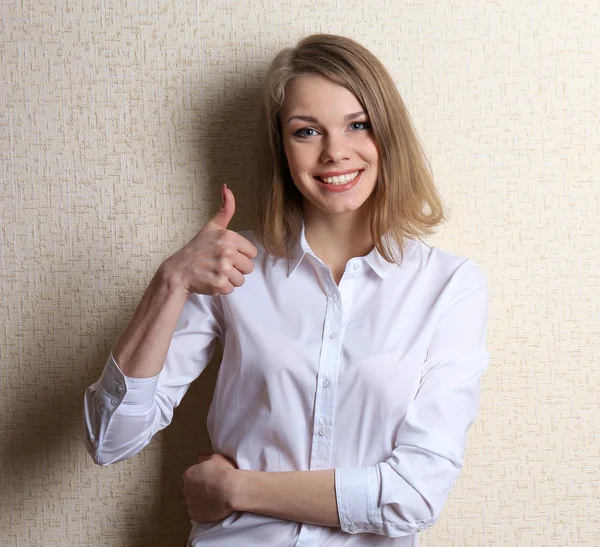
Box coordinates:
[84,34,490,546]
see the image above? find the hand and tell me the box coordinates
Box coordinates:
[183,452,239,523]
[160,184,258,296]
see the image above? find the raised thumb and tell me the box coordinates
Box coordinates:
[210,184,235,228]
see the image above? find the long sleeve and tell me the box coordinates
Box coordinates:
[334,262,490,537]
[84,292,222,465]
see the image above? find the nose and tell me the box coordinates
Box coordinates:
[319,133,350,164]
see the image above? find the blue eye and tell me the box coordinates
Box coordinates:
[294,127,319,138]
[350,121,371,131]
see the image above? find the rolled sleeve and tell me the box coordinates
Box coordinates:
[335,262,490,537]
[84,353,160,465]
[83,292,221,466]
[335,466,381,534]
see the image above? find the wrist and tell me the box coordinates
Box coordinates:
[226,468,251,513]
[156,260,188,297]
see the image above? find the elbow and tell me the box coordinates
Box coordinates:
[84,427,131,466]
[83,390,159,467]
[346,499,442,539]
[379,499,440,538]
[83,406,116,466]
[83,424,154,466]
[338,462,458,538]
[86,443,128,466]
[84,435,115,466]
[378,493,446,538]
[90,447,115,466]
[378,460,461,537]
[90,453,113,467]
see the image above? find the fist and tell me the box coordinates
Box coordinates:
[183,452,238,523]
[161,184,258,295]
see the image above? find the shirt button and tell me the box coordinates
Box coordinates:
[307,524,316,531]
[328,332,337,341]
[352,263,361,271]
[116,384,124,393]
[323,379,331,388]
[318,427,327,436]
[98,403,105,413]
[111,397,119,406]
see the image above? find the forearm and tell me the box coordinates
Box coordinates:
[112,263,189,377]
[230,469,341,527]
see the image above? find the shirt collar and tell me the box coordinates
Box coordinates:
[287,222,411,279]
[287,222,310,277]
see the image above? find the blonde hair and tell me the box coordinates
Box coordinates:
[252,33,445,264]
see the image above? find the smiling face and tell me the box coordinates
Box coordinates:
[280,73,379,223]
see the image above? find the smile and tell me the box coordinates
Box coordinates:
[313,170,364,193]
[315,170,362,185]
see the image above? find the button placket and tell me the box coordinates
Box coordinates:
[309,289,341,472]
[338,276,356,325]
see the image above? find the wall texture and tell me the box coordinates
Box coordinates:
[1,1,599,546]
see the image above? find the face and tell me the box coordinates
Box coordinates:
[279,73,379,222]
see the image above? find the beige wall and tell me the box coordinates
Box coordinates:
[2,1,599,545]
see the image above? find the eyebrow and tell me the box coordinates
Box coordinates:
[286,111,367,125]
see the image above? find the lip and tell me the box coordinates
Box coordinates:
[314,168,363,178]
[314,170,363,193]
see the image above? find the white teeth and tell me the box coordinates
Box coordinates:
[320,171,360,185]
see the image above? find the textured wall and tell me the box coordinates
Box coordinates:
[1,1,599,546]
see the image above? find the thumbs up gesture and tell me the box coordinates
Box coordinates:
[161,184,258,296]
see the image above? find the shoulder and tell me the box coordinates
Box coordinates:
[401,240,489,331]
[404,238,488,292]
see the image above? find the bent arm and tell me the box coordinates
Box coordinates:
[84,267,221,465]
[337,263,490,536]
[232,469,340,528]
[112,266,190,378]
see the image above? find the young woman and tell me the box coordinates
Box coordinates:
[84,34,490,547]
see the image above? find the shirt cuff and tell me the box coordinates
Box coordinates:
[335,466,381,534]
[84,353,161,465]
[99,352,160,410]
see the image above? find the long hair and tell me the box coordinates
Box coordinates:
[252,33,446,264]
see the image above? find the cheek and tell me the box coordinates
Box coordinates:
[285,143,314,172]
[361,136,379,162]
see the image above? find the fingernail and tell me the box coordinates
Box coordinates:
[221,184,225,203]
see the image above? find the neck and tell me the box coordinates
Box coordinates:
[303,208,374,267]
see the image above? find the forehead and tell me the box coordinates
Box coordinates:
[281,74,364,120]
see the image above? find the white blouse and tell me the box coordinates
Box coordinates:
[84,225,490,547]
